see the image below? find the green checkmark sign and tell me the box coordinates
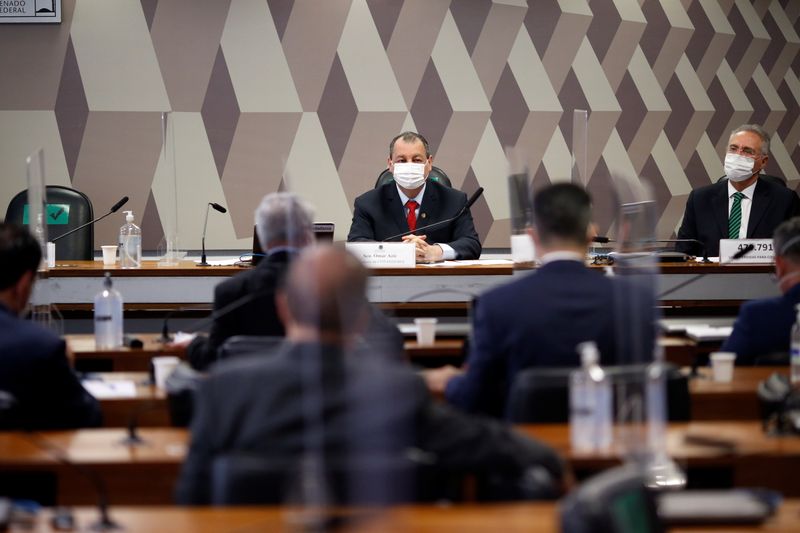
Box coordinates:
[22,204,70,225]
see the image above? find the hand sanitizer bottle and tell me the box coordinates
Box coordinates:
[119,210,141,269]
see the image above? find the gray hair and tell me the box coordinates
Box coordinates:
[730,124,770,155]
[774,217,800,262]
[254,192,314,251]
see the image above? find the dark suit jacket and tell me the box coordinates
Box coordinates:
[721,283,800,364]
[175,342,563,504]
[0,304,101,429]
[677,178,800,257]
[187,251,405,369]
[446,261,656,415]
[347,180,482,259]
[186,251,292,370]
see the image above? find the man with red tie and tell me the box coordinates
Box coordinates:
[347,131,481,261]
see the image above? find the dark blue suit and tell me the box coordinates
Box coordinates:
[0,304,100,429]
[445,260,656,415]
[347,180,482,259]
[721,283,800,364]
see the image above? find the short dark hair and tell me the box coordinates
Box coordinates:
[531,183,592,245]
[389,131,431,159]
[0,223,42,291]
[774,217,800,262]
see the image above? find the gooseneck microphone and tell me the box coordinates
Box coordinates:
[382,187,484,242]
[51,196,129,243]
[198,202,227,267]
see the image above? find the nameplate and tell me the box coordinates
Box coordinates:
[719,239,775,264]
[345,242,416,268]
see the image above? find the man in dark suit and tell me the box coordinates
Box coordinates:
[0,223,101,429]
[677,124,800,257]
[347,131,481,260]
[181,192,403,370]
[423,184,656,415]
[176,247,563,504]
[722,217,800,364]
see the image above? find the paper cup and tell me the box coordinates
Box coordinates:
[710,352,735,383]
[47,242,56,268]
[153,356,181,389]
[414,318,437,346]
[101,245,118,266]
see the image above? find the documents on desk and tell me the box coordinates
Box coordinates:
[417,259,514,267]
[81,379,137,398]
[684,326,733,342]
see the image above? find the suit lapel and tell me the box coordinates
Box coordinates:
[711,182,729,240]
[746,179,771,237]
[418,182,439,230]
[384,184,409,235]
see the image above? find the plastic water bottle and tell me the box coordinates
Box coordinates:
[94,273,123,349]
[119,210,141,269]
[646,362,667,451]
[570,341,613,452]
[791,303,800,385]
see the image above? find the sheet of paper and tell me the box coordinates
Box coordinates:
[82,380,137,399]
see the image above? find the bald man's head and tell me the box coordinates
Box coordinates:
[281,246,369,338]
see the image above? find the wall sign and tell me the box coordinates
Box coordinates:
[0,0,60,23]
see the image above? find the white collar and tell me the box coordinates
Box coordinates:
[396,182,427,206]
[727,178,757,199]
[540,250,585,265]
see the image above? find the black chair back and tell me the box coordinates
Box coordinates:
[211,453,420,505]
[506,363,691,423]
[4,185,94,260]
[374,166,452,189]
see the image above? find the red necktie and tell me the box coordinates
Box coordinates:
[406,200,418,232]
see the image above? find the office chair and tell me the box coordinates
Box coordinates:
[715,174,786,187]
[4,185,94,260]
[374,166,452,189]
[560,465,665,533]
[216,335,284,361]
[506,363,691,423]
[210,452,423,505]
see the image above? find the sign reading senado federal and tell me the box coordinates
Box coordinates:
[0,0,60,23]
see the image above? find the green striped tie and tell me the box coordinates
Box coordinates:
[728,192,745,238]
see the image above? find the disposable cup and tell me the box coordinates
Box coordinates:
[710,352,735,382]
[101,245,118,266]
[414,318,437,346]
[153,356,181,389]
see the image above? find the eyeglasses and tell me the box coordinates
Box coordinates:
[727,145,761,158]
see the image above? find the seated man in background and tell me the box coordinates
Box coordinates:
[347,131,482,261]
[0,223,101,429]
[424,183,656,415]
[722,217,800,363]
[677,124,800,257]
[175,246,562,505]
[181,192,402,370]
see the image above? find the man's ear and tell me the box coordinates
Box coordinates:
[275,291,292,329]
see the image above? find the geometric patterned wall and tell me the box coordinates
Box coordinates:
[1,0,799,250]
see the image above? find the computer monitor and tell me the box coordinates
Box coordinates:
[251,223,334,265]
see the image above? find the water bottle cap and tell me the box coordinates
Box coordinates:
[578,341,599,366]
[103,271,113,289]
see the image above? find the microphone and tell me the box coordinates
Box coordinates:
[382,187,484,242]
[657,243,754,300]
[51,196,129,244]
[198,202,227,267]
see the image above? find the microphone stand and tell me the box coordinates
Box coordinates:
[199,204,212,267]
[51,209,122,243]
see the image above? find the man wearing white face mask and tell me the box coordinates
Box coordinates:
[677,124,800,257]
[347,131,481,261]
[722,217,800,364]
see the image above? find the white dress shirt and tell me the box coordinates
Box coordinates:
[539,250,585,265]
[727,179,757,239]
[396,184,456,260]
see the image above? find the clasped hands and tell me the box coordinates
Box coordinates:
[401,234,444,263]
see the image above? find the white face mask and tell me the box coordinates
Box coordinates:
[724,153,757,183]
[392,162,426,190]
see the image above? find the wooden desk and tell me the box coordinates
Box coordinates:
[10,500,800,533]
[689,367,781,421]
[84,372,170,427]
[68,334,183,371]
[1,422,797,505]
[33,260,777,314]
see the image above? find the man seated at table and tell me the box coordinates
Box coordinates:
[722,217,800,364]
[179,192,402,370]
[175,246,562,505]
[347,131,482,261]
[0,223,101,429]
[676,124,800,257]
[423,183,656,415]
